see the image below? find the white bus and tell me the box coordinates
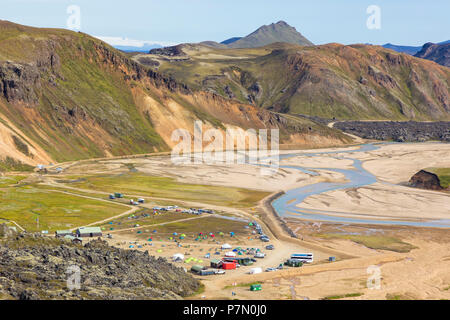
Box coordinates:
[291,253,314,263]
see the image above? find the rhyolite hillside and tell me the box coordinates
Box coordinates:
[0,21,351,170]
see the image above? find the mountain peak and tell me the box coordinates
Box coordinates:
[274,20,289,26]
[227,21,313,49]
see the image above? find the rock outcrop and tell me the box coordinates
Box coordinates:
[0,228,200,300]
[0,61,41,104]
[149,45,186,57]
[408,170,443,190]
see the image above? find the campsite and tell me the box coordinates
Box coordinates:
[1,142,450,300]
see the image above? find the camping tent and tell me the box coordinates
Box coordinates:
[221,243,232,249]
[172,253,184,261]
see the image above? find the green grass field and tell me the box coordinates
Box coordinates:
[0,185,126,232]
[64,172,270,208]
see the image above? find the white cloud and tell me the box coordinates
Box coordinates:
[94,36,175,48]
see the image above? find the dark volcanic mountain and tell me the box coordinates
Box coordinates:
[227,21,313,48]
[415,42,450,67]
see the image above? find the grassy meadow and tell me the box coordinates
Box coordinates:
[64,172,270,208]
[0,183,126,232]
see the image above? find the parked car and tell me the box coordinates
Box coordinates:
[265,245,274,250]
[265,267,276,272]
[254,252,266,258]
[215,270,225,275]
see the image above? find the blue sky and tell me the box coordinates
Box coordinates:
[1,0,449,47]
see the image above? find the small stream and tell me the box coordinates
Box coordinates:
[271,143,450,228]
